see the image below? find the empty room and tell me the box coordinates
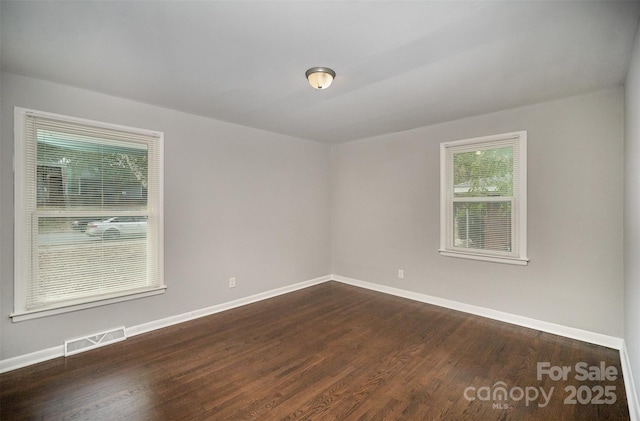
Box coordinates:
[1,1,640,420]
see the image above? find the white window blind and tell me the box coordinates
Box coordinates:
[440,131,528,265]
[13,108,164,320]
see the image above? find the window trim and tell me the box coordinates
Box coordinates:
[12,107,165,321]
[439,131,528,265]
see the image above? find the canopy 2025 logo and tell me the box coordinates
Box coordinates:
[538,361,618,405]
[463,361,618,409]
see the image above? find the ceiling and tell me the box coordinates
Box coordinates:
[2,1,639,144]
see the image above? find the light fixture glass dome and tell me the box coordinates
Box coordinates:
[306,67,336,90]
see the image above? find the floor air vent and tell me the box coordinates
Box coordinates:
[64,327,127,356]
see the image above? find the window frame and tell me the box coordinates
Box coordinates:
[12,107,165,322]
[439,131,528,265]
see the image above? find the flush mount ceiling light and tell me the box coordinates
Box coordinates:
[305,67,336,90]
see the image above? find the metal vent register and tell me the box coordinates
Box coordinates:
[64,327,127,356]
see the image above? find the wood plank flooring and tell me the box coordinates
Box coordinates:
[0,281,630,420]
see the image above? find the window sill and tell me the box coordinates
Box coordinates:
[439,249,529,266]
[11,287,167,322]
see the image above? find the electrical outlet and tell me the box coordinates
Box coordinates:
[398,269,404,279]
[229,277,236,288]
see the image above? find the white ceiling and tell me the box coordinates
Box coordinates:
[2,1,639,144]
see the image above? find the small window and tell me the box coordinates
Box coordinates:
[13,108,165,321]
[440,131,528,265]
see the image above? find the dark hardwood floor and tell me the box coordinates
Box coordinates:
[0,281,630,420]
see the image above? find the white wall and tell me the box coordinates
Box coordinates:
[624,22,640,408]
[0,70,629,365]
[0,72,332,359]
[331,87,625,337]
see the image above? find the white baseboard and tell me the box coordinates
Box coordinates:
[0,345,64,373]
[331,274,624,349]
[0,275,331,374]
[621,342,640,421]
[127,275,331,337]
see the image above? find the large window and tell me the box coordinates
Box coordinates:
[13,108,164,321]
[440,131,527,265]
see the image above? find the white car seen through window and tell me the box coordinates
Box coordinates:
[85,216,148,240]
